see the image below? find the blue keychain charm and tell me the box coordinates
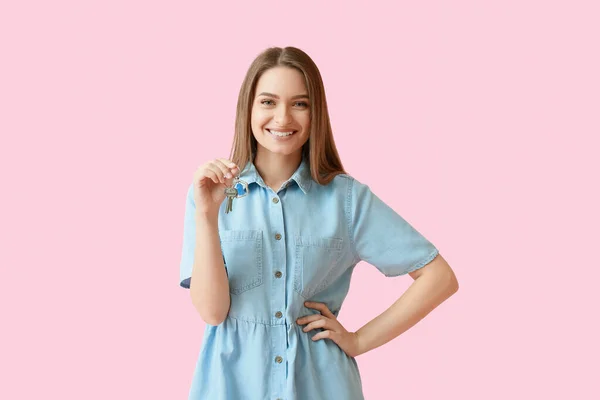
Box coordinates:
[224,176,248,214]
[235,178,249,198]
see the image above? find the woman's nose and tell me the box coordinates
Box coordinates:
[274,105,292,125]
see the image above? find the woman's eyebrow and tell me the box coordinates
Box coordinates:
[257,92,309,100]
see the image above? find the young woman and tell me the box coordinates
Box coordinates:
[179,46,459,400]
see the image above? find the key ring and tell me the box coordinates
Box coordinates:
[223,173,249,214]
[233,176,249,198]
[228,170,248,198]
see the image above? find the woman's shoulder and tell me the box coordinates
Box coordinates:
[318,172,354,190]
[328,172,367,189]
[312,172,371,199]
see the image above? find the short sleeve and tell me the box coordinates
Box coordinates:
[349,178,439,277]
[179,183,227,289]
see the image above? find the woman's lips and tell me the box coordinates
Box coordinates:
[266,129,297,137]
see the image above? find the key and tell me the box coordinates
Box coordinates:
[224,186,237,214]
[224,176,249,214]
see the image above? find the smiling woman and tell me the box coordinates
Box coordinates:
[250,68,311,156]
[179,46,457,400]
[229,47,345,191]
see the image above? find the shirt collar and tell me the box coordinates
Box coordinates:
[238,156,313,194]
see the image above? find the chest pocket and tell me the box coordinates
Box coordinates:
[220,229,263,295]
[294,235,343,299]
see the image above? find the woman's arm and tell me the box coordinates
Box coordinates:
[354,254,458,356]
[189,212,231,325]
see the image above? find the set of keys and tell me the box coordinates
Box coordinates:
[224,175,249,214]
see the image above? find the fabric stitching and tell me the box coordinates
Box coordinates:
[345,177,360,264]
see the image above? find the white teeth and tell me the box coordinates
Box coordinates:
[268,129,295,137]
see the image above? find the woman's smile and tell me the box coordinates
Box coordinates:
[266,128,298,139]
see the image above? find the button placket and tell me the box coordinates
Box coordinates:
[270,187,286,394]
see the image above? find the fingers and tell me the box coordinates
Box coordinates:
[312,330,336,342]
[206,159,235,184]
[296,314,325,326]
[304,301,336,319]
[213,159,238,181]
[218,158,238,170]
[204,164,227,184]
[302,318,328,333]
[298,302,339,337]
[203,167,221,187]
[195,166,219,186]
[195,159,239,186]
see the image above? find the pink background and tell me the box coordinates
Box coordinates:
[1,1,598,399]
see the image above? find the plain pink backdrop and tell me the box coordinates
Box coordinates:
[1,1,598,399]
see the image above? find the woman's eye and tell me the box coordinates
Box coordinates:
[260,99,308,108]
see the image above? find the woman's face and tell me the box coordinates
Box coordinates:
[251,66,311,157]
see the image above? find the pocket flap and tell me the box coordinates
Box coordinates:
[294,235,343,250]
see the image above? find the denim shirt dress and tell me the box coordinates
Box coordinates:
[179,156,439,400]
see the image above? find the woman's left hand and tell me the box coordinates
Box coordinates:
[296,301,362,358]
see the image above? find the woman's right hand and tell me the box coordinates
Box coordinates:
[193,158,240,216]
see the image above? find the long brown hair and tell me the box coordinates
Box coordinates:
[229,46,346,186]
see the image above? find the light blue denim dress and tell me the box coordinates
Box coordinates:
[179,156,439,400]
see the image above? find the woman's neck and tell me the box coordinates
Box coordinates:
[253,149,302,191]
